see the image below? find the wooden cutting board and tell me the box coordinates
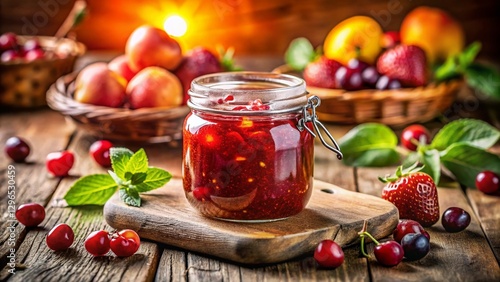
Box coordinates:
[103,178,398,264]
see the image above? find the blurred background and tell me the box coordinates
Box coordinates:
[1,0,499,62]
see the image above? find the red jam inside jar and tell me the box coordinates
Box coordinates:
[183,72,339,222]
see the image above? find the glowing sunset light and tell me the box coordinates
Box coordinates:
[164,15,188,37]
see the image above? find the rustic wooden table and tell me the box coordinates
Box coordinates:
[1,55,500,281]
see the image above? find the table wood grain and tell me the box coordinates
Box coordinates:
[1,55,500,281]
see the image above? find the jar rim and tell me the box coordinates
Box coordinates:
[187,72,308,115]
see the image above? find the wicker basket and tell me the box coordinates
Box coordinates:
[273,65,463,127]
[46,73,190,143]
[0,36,85,108]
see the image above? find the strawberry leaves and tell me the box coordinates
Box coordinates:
[340,119,500,188]
[64,147,172,207]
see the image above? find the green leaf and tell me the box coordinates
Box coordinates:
[135,167,172,192]
[441,143,500,188]
[402,152,421,167]
[339,123,400,167]
[284,37,316,71]
[421,149,441,184]
[434,56,460,82]
[458,41,481,68]
[119,188,141,207]
[124,148,148,175]
[465,63,500,100]
[110,147,134,179]
[130,172,147,185]
[431,119,500,151]
[64,174,118,206]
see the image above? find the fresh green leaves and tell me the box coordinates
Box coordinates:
[339,119,500,188]
[64,148,172,207]
[284,37,319,71]
[434,42,481,82]
[339,123,400,167]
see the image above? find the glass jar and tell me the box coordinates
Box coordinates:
[182,72,342,222]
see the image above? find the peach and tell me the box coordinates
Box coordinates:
[108,55,137,82]
[125,25,182,72]
[401,6,465,64]
[74,63,127,107]
[126,66,182,109]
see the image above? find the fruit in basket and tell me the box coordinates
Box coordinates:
[375,76,401,90]
[5,136,31,162]
[174,47,223,103]
[0,32,18,51]
[74,63,127,107]
[25,49,45,61]
[125,25,182,72]
[323,16,383,65]
[381,31,400,49]
[108,55,138,82]
[377,45,427,87]
[127,66,182,109]
[303,56,342,89]
[361,66,381,87]
[335,66,363,91]
[1,50,21,62]
[400,6,464,64]
[379,163,439,227]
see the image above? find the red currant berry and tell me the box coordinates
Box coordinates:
[23,38,42,52]
[46,150,74,177]
[46,223,74,251]
[5,136,31,162]
[401,124,431,151]
[313,239,344,268]
[89,140,113,167]
[475,171,500,194]
[85,230,111,256]
[441,207,471,233]
[15,203,45,227]
[0,32,18,51]
[374,241,404,266]
[393,219,430,243]
[24,49,45,62]
[401,233,430,261]
[110,229,141,257]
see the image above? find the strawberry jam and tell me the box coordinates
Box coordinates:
[183,72,317,221]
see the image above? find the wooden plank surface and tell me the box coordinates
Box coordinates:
[103,178,399,264]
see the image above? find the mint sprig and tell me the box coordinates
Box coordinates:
[64,148,172,207]
[339,119,500,187]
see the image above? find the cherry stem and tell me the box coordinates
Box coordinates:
[358,220,380,258]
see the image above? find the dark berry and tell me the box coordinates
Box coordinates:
[46,223,74,251]
[401,233,430,261]
[5,136,31,162]
[335,66,363,91]
[475,171,500,194]
[347,58,369,73]
[376,75,402,90]
[393,219,430,243]
[314,239,344,268]
[374,241,404,266]
[15,203,45,227]
[441,207,471,233]
[361,66,380,87]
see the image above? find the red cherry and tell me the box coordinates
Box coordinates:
[381,31,401,49]
[1,49,21,62]
[15,203,45,227]
[89,140,113,167]
[110,229,141,257]
[85,230,111,256]
[393,219,430,243]
[46,151,74,177]
[46,223,74,251]
[5,136,31,162]
[401,124,431,151]
[313,239,344,268]
[374,241,404,267]
[441,207,471,233]
[0,32,18,51]
[25,49,45,61]
[23,38,42,52]
[475,170,500,194]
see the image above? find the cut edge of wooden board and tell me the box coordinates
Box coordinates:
[104,179,398,264]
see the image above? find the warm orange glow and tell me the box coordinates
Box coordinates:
[205,134,214,143]
[164,15,187,37]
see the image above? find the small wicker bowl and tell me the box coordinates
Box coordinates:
[0,36,85,108]
[273,65,463,127]
[46,73,190,143]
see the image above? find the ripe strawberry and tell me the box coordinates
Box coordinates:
[174,47,223,104]
[303,56,342,89]
[376,45,427,87]
[379,163,439,227]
